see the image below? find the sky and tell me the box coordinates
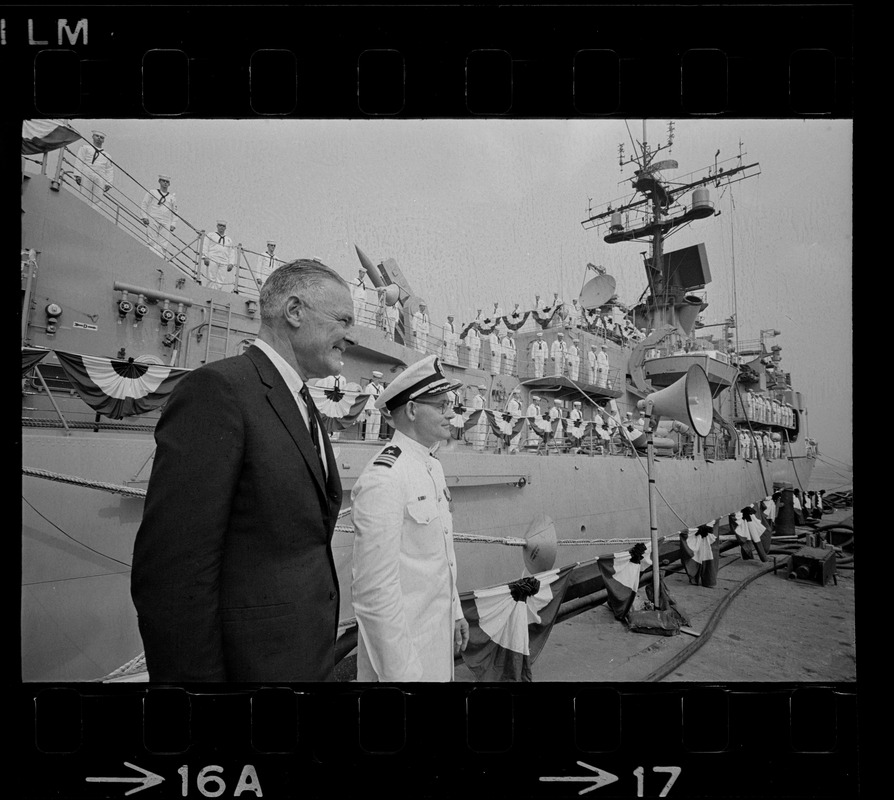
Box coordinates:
[48,118,852,465]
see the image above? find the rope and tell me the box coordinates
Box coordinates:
[22,466,147,498]
[98,652,146,682]
[22,417,156,432]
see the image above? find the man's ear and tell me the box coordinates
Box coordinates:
[284,295,304,328]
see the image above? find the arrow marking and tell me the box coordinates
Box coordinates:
[86,762,165,796]
[540,761,619,795]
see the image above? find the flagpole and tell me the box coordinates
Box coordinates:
[644,398,660,607]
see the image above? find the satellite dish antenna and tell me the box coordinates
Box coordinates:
[383,284,400,306]
[579,274,617,310]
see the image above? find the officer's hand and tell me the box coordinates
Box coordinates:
[141,218,149,225]
[454,618,469,654]
[227,264,234,271]
[203,258,210,266]
[103,185,111,192]
[169,226,176,231]
[74,176,81,185]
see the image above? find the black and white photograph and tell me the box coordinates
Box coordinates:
[22,117,853,686]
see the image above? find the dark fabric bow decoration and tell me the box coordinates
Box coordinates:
[629,542,648,564]
[509,576,541,602]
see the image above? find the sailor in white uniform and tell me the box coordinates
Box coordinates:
[442,315,459,362]
[596,344,610,388]
[465,323,481,369]
[550,332,568,377]
[471,384,488,450]
[201,220,237,292]
[255,240,278,288]
[500,330,517,375]
[506,388,522,453]
[568,338,581,381]
[139,174,177,259]
[525,395,542,447]
[530,332,548,378]
[364,371,385,441]
[351,355,468,681]
[412,303,430,352]
[74,130,114,210]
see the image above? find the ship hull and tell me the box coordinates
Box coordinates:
[22,428,814,681]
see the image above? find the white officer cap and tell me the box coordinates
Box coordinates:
[216,219,228,226]
[375,354,463,412]
[371,370,383,379]
[158,173,171,181]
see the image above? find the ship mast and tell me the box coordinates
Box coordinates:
[581,121,760,336]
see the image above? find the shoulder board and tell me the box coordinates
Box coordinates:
[373,444,402,468]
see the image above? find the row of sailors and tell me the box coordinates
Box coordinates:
[69,140,282,291]
[737,428,784,460]
[740,390,795,428]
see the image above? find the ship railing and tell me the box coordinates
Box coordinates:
[54,148,204,284]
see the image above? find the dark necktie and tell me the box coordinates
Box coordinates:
[218,235,225,244]
[157,192,168,206]
[92,149,102,164]
[298,384,325,465]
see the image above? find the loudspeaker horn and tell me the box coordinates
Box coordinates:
[382,284,400,306]
[579,273,617,310]
[523,514,557,574]
[638,364,713,437]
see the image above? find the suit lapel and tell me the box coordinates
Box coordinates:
[246,347,327,495]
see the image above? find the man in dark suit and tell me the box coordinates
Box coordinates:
[131,259,355,682]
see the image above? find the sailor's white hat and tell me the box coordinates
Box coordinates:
[554,398,562,404]
[158,173,171,181]
[371,370,383,379]
[557,330,565,336]
[375,355,463,412]
[532,395,541,401]
[535,332,543,337]
[92,130,107,137]
[216,219,228,226]
[573,401,582,406]
[266,239,277,246]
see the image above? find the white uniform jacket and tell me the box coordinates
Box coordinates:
[140,189,177,228]
[351,430,463,681]
[75,143,114,186]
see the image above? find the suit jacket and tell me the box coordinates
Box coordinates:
[131,346,342,682]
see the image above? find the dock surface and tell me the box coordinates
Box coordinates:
[455,507,855,683]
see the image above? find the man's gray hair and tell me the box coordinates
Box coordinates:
[260,259,348,323]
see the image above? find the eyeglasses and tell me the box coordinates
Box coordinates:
[413,398,454,414]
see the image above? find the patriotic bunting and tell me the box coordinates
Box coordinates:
[449,406,484,435]
[597,542,652,621]
[501,309,530,331]
[531,304,560,329]
[22,347,50,375]
[307,386,372,431]
[484,409,526,444]
[54,350,191,419]
[530,413,556,442]
[22,119,82,154]
[460,565,574,682]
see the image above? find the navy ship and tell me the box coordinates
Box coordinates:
[21,121,815,681]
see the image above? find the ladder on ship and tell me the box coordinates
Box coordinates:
[202,299,233,363]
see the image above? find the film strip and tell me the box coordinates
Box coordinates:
[13,4,858,798]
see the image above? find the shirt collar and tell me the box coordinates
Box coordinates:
[391,428,438,461]
[252,339,306,396]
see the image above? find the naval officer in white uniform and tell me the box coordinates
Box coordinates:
[350,355,469,681]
